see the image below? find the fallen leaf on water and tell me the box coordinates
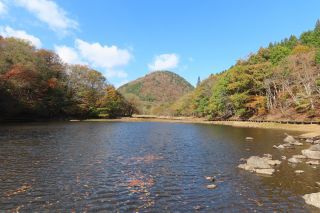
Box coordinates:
[5,184,31,197]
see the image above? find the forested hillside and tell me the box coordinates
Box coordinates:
[118,71,194,115]
[171,21,320,121]
[0,37,135,120]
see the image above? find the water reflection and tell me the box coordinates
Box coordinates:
[0,122,319,212]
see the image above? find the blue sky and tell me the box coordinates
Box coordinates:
[0,0,319,87]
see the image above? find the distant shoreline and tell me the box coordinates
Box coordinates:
[83,116,320,135]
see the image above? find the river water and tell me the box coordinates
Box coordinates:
[0,121,319,212]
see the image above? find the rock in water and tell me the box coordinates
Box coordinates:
[294,170,304,174]
[255,168,275,175]
[206,184,216,189]
[246,156,272,169]
[306,160,320,165]
[284,135,297,143]
[303,192,320,208]
[302,144,320,160]
[292,155,307,159]
[288,157,302,164]
[245,137,254,140]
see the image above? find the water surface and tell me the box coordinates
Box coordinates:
[0,121,319,212]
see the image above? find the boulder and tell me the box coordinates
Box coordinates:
[303,192,320,208]
[238,155,280,176]
[284,135,297,143]
[302,145,320,160]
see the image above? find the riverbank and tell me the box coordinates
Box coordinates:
[84,116,320,135]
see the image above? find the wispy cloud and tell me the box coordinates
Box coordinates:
[0,26,42,48]
[148,53,179,71]
[14,0,78,34]
[0,0,7,15]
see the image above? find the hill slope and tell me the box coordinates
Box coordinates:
[118,71,194,115]
[171,21,320,121]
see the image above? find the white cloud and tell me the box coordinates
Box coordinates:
[54,45,85,65]
[0,1,7,15]
[54,39,132,79]
[0,26,42,48]
[75,39,132,69]
[148,53,179,71]
[14,0,78,33]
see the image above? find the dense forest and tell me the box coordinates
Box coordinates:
[1,21,320,122]
[0,36,136,121]
[118,71,194,115]
[171,21,320,121]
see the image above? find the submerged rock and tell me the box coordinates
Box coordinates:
[255,168,275,175]
[245,137,254,140]
[306,160,320,165]
[303,192,320,208]
[294,170,304,174]
[281,156,287,160]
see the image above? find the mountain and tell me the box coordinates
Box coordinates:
[118,71,194,115]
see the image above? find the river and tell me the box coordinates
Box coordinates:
[0,121,319,212]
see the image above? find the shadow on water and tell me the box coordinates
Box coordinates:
[0,122,319,212]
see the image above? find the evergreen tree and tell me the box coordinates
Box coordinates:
[196,76,201,87]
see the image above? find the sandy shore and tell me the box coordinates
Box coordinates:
[83,116,320,135]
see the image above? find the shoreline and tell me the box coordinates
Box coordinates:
[84,116,320,135]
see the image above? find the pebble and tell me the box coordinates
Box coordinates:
[206,184,217,189]
[294,170,304,174]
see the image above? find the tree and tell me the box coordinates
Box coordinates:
[196,76,201,87]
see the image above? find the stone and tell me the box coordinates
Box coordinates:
[306,160,320,165]
[291,141,303,146]
[205,176,215,182]
[288,157,302,164]
[246,156,272,169]
[292,155,307,159]
[245,137,254,140]
[302,145,320,160]
[281,156,287,160]
[267,159,281,166]
[309,144,320,151]
[316,182,320,187]
[314,140,320,144]
[273,144,285,149]
[300,132,320,140]
[206,184,217,189]
[306,138,314,143]
[295,170,304,174]
[284,135,297,143]
[254,168,275,175]
[263,154,272,159]
[303,192,320,208]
